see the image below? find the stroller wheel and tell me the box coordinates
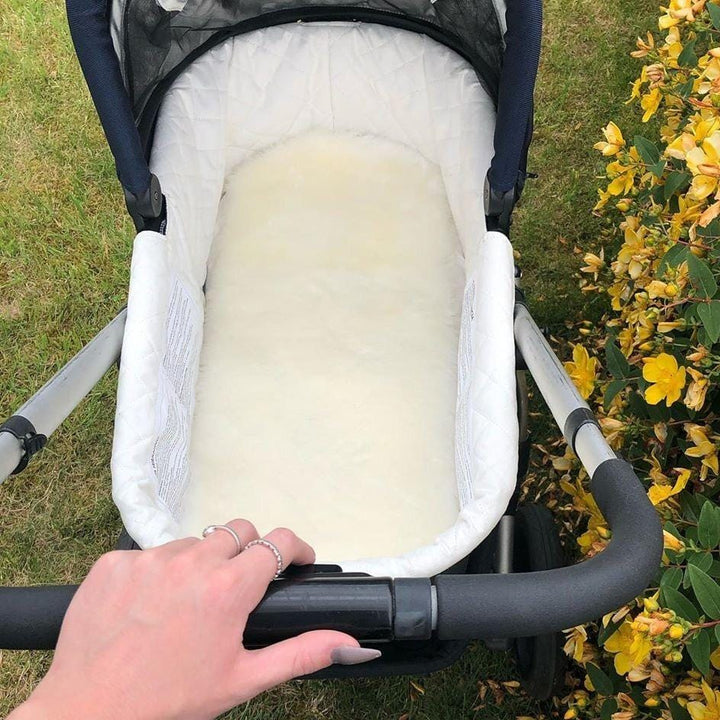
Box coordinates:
[512,503,566,700]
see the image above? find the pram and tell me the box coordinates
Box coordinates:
[0,0,662,700]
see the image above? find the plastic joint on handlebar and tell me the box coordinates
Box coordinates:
[0,415,47,475]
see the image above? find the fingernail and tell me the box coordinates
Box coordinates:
[331,646,382,665]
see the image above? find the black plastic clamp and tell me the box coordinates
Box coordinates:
[563,407,600,454]
[0,415,47,475]
[393,578,433,640]
[484,179,516,236]
[123,173,165,233]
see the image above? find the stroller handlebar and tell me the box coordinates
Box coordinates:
[0,301,662,650]
[435,456,663,638]
[0,456,661,649]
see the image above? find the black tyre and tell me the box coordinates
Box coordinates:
[512,503,567,700]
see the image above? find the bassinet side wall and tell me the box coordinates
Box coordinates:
[111,24,519,577]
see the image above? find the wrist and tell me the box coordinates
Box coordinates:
[10,681,123,720]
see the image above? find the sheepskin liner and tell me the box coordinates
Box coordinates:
[111,23,519,577]
[181,133,465,562]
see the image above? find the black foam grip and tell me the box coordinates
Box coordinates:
[434,458,662,639]
[0,585,78,650]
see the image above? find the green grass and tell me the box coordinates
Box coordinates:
[0,0,657,716]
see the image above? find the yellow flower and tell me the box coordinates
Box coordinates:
[595,122,626,156]
[604,619,653,676]
[685,368,709,411]
[663,528,685,551]
[606,159,637,196]
[700,200,720,228]
[563,625,588,663]
[670,195,703,241]
[685,424,719,479]
[687,680,720,720]
[648,467,691,505]
[698,56,720,96]
[631,32,655,58]
[659,0,705,29]
[647,280,670,298]
[616,198,632,211]
[642,353,687,406]
[641,87,662,122]
[599,416,626,450]
[688,345,710,363]
[564,345,598,399]
[666,131,697,160]
[686,130,720,200]
[658,320,686,332]
[581,250,604,278]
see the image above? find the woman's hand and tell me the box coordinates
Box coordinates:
[11,520,378,720]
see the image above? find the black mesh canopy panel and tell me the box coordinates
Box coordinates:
[116,0,505,118]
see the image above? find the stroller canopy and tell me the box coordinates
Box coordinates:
[67,0,541,224]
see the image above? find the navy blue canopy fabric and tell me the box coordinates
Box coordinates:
[66,0,541,207]
[491,0,542,193]
[66,0,150,196]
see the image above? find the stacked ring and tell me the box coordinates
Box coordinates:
[244,539,284,579]
[201,524,243,557]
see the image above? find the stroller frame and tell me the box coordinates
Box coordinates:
[0,0,662,697]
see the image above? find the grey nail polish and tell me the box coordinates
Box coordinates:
[331,646,382,665]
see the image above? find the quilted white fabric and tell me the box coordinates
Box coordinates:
[112,23,518,577]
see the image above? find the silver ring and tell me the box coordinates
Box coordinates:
[244,539,284,579]
[202,524,243,557]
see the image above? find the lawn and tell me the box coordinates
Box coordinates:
[0,0,657,716]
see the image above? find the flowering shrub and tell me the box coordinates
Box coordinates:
[536,2,720,718]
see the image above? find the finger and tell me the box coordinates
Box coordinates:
[229,527,315,607]
[235,631,365,696]
[195,519,259,561]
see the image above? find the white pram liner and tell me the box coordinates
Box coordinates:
[111,22,518,577]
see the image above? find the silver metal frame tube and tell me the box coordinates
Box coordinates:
[0,310,127,485]
[513,303,614,476]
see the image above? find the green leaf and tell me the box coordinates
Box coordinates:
[685,303,701,323]
[682,495,704,524]
[669,697,692,720]
[688,552,715,573]
[605,339,632,379]
[650,159,667,178]
[678,39,698,68]
[661,566,684,592]
[600,699,618,720]
[677,77,696,99]
[698,301,720,345]
[662,586,700,622]
[687,253,718,299]
[586,663,614,696]
[699,500,720,548]
[716,624,720,645]
[634,135,661,166]
[604,378,626,411]
[688,628,712,675]
[686,552,712,572]
[709,1,720,30]
[660,243,690,272]
[664,171,691,200]
[688,565,720,619]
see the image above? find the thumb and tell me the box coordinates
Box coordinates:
[240,630,380,692]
